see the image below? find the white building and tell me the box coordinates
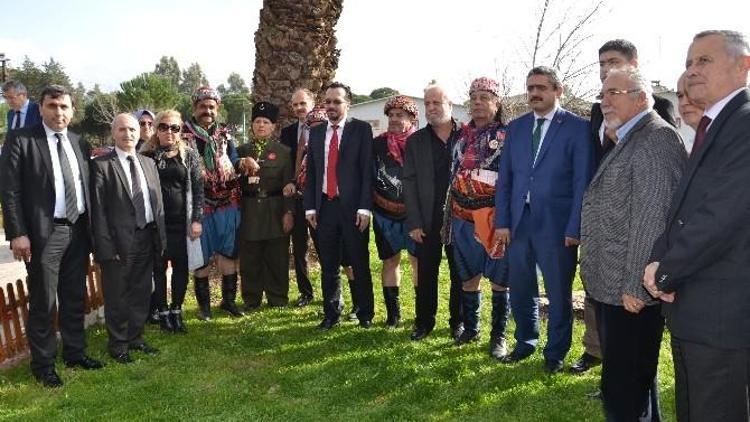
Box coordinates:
[348,95,470,136]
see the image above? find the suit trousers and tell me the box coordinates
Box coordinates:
[596,301,664,422]
[290,197,314,298]
[582,295,602,358]
[239,236,290,307]
[671,336,750,422]
[316,198,373,321]
[507,205,577,361]
[100,225,156,355]
[25,219,90,374]
[414,224,463,331]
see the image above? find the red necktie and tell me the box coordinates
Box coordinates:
[326,125,339,196]
[690,116,712,157]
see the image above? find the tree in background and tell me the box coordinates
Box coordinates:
[252,0,343,127]
[154,56,182,87]
[118,73,182,112]
[180,63,209,95]
[369,87,399,100]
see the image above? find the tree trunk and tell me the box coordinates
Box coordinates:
[252,0,343,127]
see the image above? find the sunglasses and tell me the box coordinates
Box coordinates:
[139,121,153,127]
[157,123,181,133]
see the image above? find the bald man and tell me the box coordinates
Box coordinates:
[91,113,166,364]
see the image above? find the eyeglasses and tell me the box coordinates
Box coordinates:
[157,123,181,133]
[324,99,347,105]
[139,121,153,127]
[596,89,642,101]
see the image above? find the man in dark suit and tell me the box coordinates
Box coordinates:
[304,81,374,330]
[643,30,750,421]
[0,85,102,387]
[581,67,686,421]
[91,113,166,364]
[280,88,316,307]
[402,83,464,341]
[3,81,42,131]
[573,38,677,376]
[495,66,594,373]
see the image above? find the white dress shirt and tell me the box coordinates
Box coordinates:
[526,106,559,204]
[13,99,30,129]
[114,146,154,224]
[703,87,746,131]
[43,123,86,218]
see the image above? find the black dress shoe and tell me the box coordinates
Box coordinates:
[454,329,480,346]
[34,370,63,388]
[296,295,313,307]
[317,318,339,331]
[129,343,160,355]
[65,355,104,370]
[410,326,432,341]
[111,352,133,364]
[544,359,564,374]
[569,352,601,374]
[500,348,534,364]
[359,320,372,329]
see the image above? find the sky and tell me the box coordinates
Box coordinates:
[1,0,748,103]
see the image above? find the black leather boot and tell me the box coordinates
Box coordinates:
[194,276,212,321]
[383,286,401,329]
[158,308,174,333]
[489,290,510,359]
[455,291,481,345]
[171,304,187,334]
[220,274,245,317]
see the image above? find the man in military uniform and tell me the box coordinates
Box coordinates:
[237,102,294,308]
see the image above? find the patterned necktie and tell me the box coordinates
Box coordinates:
[326,125,339,196]
[690,116,712,158]
[54,133,79,223]
[532,117,546,161]
[127,155,147,229]
[13,111,21,129]
[295,127,307,178]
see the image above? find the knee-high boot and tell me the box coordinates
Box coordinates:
[220,274,244,317]
[194,276,212,321]
[456,291,481,345]
[383,286,401,328]
[490,290,510,359]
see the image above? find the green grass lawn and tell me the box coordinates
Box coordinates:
[0,239,676,421]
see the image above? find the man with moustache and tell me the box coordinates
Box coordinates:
[495,66,594,373]
[403,83,465,341]
[304,81,374,330]
[280,88,317,307]
[91,113,166,364]
[1,85,102,387]
[581,67,686,420]
[183,86,253,319]
[573,39,678,376]
[643,30,750,420]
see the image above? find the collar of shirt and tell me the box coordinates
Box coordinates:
[115,146,137,161]
[533,106,558,123]
[19,99,30,115]
[42,122,68,140]
[328,116,347,131]
[615,109,650,141]
[704,87,746,130]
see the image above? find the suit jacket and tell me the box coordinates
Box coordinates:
[650,89,750,348]
[5,101,42,130]
[280,121,301,169]
[495,108,594,240]
[90,150,166,262]
[580,112,686,306]
[590,95,676,164]
[303,117,373,216]
[402,122,457,234]
[0,124,92,254]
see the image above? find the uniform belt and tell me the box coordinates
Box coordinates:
[244,189,283,199]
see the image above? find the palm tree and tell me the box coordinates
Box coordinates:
[252,0,343,126]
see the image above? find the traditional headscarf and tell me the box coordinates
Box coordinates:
[192,86,221,105]
[305,105,328,127]
[383,95,418,166]
[469,77,500,97]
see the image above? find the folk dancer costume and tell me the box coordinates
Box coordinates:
[372,96,418,328]
[182,86,243,319]
[444,77,510,350]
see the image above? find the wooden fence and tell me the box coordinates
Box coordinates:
[0,258,103,366]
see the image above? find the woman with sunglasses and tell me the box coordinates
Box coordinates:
[141,109,204,333]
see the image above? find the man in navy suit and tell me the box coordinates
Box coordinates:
[304,81,375,330]
[495,66,594,373]
[3,81,42,131]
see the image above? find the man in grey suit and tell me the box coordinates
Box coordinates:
[1,85,102,387]
[581,68,686,421]
[91,113,166,364]
[644,30,750,421]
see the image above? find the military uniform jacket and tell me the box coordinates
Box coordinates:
[237,140,293,241]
